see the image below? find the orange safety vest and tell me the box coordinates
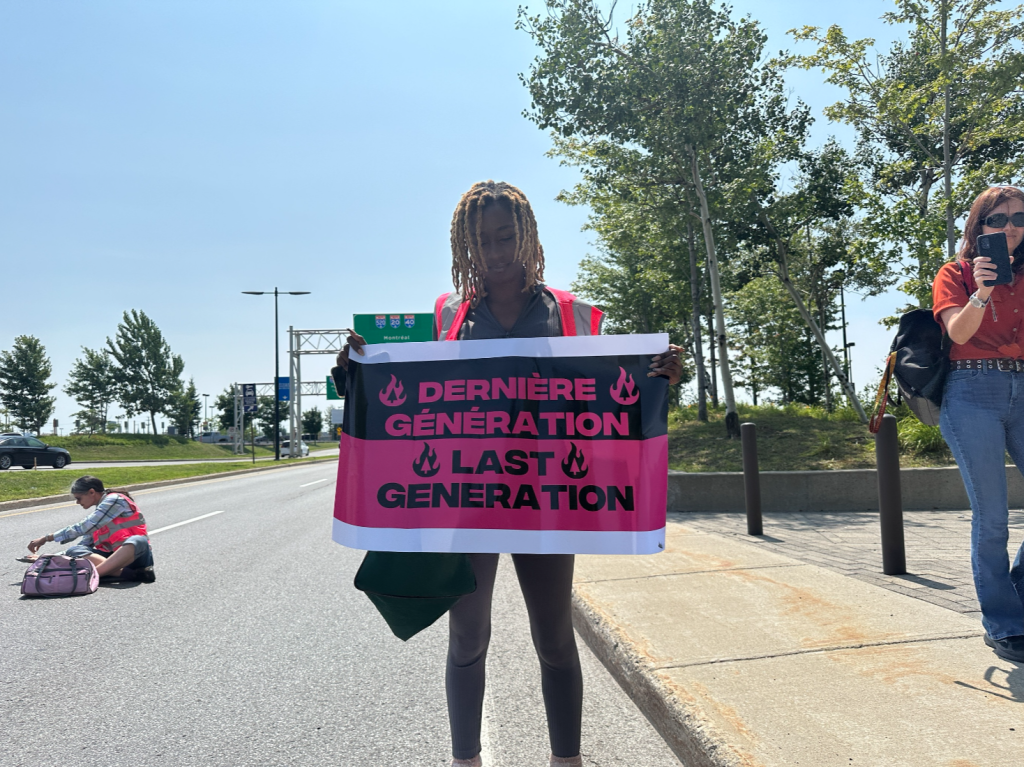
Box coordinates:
[434,286,603,340]
[91,492,148,553]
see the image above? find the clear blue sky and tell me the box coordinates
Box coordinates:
[1,1,902,431]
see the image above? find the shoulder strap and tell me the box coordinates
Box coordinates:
[434,293,450,340]
[435,292,472,342]
[441,287,600,340]
[587,303,604,335]
[446,301,470,341]
[544,287,577,337]
[958,259,976,297]
[869,352,897,434]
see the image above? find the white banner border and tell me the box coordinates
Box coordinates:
[354,333,670,365]
[333,519,665,555]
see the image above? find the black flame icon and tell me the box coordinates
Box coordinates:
[412,442,440,477]
[609,366,639,405]
[561,442,589,479]
[379,374,407,407]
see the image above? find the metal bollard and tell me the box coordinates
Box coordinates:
[741,422,763,535]
[874,413,907,575]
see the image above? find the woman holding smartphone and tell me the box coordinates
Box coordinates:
[933,185,1024,662]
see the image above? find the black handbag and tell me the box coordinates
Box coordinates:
[354,551,477,641]
[873,261,972,430]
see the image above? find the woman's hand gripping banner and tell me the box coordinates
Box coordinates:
[333,333,669,554]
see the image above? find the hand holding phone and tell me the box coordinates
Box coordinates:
[978,232,1013,287]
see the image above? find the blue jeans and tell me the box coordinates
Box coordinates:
[941,368,1024,639]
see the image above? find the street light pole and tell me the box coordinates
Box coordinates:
[840,283,854,391]
[242,288,311,460]
[202,393,209,434]
[275,289,280,459]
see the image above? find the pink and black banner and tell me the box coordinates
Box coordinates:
[333,334,668,554]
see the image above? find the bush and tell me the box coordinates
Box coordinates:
[829,406,862,422]
[897,418,949,455]
[780,402,804,416]
[669,406,701,424]
[45,434,190,448]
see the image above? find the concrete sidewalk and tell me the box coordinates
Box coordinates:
[573,520,1024,767]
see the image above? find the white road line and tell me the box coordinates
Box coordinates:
[149,510,225,534]
[1,462,335,519]
[299,478,329,487]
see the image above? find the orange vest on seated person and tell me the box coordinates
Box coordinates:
[434,286,603,340]
[91,492,148,553]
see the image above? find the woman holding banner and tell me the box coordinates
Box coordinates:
[336,180,682,767]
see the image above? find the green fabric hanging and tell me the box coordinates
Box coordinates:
[354,551,477,641]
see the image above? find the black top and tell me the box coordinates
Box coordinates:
[438,284,563,341]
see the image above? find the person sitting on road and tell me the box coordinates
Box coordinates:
[26,475,156,583]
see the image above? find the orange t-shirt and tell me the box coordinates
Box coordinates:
[932,261,1024,360]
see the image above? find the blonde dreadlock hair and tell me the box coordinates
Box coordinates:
[449,180,545,307]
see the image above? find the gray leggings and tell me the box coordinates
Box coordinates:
[446,553,583,760]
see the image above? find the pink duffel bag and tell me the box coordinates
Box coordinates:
[21,555,99,597]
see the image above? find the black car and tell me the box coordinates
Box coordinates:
[0,436,71,470]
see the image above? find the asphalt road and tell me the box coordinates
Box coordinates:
[0,462,681,767]
[9,447,340,470]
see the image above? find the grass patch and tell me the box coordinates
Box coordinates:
[35,434,289,461]
[0,457,336,503]
[668,403,955,472]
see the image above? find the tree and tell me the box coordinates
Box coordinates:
[106,310,185,434]
[0,335,57,434]
[214,384,263,440]
[169,377,202,437]
[727,277,825,405]
[731,140,887,420]
[256,395,287,440]
[63,347,118,434]
[302,407,323,439]
[564,180,697,406]
[520,0,808,436]
[72,408,107,434]
[791,0,1024,306]
[552,135,722,418]
[214,386,236,432]
[569,187,692,336]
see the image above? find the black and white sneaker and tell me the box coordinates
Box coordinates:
[984,633,1024,663]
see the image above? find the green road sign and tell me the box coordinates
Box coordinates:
[353,313,433,344]
[326,375,342,400]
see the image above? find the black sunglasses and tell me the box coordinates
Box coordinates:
[984,212,1024,228]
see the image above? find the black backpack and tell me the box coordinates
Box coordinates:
[876,261,972,429]
[888,309,949,426]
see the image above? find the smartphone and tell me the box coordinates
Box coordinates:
[978,232,1013,287]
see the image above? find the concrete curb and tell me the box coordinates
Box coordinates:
[667,465,1024,512]
[68,448,338,464]
[0,457,337,514]
[572,590,738,767]
[77,458,255,464]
